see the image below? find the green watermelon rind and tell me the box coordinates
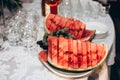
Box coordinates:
[80,30,96,41]
[44,15,51,33]
[47,45,108,72]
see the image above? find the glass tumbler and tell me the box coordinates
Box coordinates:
[0,27,5,51]
[59,0,72,18]
[89,1,100,19]
[81,0,92,22]
[26,9,40,26]
[21,20,38,50]
[70,0,83,20]
[7,21,21,46]
[6,9,27,46]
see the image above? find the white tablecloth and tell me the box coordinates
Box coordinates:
[0,2,115,80]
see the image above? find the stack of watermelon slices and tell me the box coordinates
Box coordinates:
[45,14,95,39]
[38,14,108,71]
[47,36,107,70]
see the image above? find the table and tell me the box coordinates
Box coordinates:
[0,2,115,80]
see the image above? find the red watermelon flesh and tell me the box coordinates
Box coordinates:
[48,36,52,60]
[62,38,69,69]
[81,42,87,55]
[46,14,56,31]
[39,50,48,62]
[45,14,87,39]
[77,40,82,67]
[58,37,64,66]
[77,23,86,39]
[68,38,74,68]
[97,44,103,62]
[74,20,81,30]
[81,42,87,68]
[73,40,79,69]
[81,56,87,69]
[86,41,92,67]
[46,36,107,70]
[60,18,68,29]
[51,36,58,65]
[45,14,96,41]
[53,15,62,25]
[90,43,97,66]
[65,19,72,29]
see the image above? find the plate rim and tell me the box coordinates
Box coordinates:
[38,44,108,79]
[47,44,108,72]
[86,21,108,35]
[39,58,93,79]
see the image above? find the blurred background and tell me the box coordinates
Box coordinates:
[0,0,120,80]
[108,0,120,80]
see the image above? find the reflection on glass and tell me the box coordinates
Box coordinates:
[59,0,72,18]
[0,26,5,51]
[21,19,38,50]
[7,21,21,46]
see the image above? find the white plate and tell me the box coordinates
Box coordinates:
[86,22,108,39]
[40,61,93,79]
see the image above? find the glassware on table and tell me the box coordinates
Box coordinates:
[20,19,38,51]
[97,3,106,17]
[70,0,83,20]
[81,0,100,22]
[7,21,21,46]
[81,0,92,22]
[41,0,61,16]
[6,9,27,46]
[0,27,5,51]
[59,0,72,18]
[99,2,111,16]
[89,1,100,19]
[26,9,40,26]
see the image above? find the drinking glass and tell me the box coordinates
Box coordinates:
[81,0,92,22]
[7,21,21,46]
[6,9,27,46]
[89,1,100,19]
[98,3,107,17]
[59,0,72,18]
[71,0,83,20]
[81,0,100,22]
[21,19,38,50]
[0,26,5,51]
[26,9,40,26]
[45,0,61,14]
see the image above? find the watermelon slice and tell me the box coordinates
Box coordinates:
[90,43,97,66]
[58,37,64,66]
[42,36,108,72]
[39,50,48,62]
[81,56,87,69]
[45,14,95,41]
[53,15,62,25]
[48,36,52,60]
[62,38,69,69]
[74,20,81,30]
[51,36,58,65]
[77,40,82,67]
[81,42,87,68]
[86,41,92,67]
[68,38,74,68]
[73,40,79,69]
[97,44,103,62]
